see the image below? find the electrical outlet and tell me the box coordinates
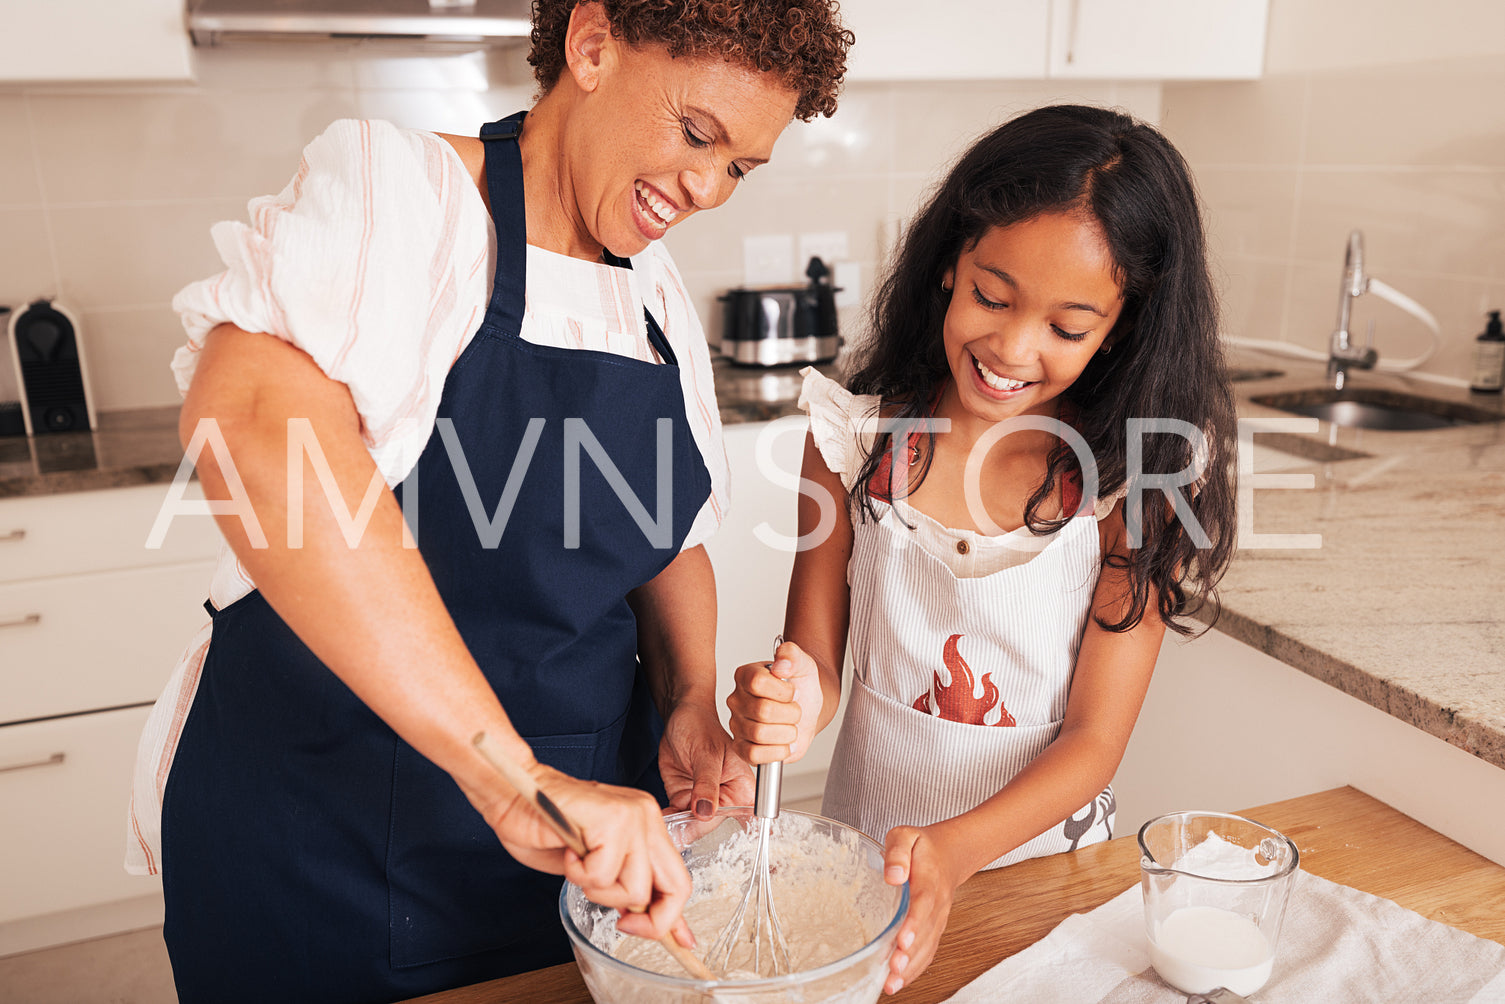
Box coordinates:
[834,261,862,309]
[798,231,849,271]
[743,234,795,286]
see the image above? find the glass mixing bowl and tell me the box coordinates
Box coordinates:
[560,806,909,1004]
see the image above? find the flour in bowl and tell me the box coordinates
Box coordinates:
[565,810,905,1004]
[614,814,875,977]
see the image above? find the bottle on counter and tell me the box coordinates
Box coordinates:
[1471,310,1505,394]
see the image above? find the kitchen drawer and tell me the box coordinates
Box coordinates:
[0,562,214,723]
[0,705,160,925]
[0,483,222,585]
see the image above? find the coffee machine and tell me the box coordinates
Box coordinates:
[6,298,95,436]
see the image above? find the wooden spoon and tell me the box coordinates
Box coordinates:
[471,732,718,982]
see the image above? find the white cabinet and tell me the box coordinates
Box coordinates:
[0,486,220,725]
[842,0,1267,81]
[1047,0,1268,80]
[0,483,218,935]
[0,563,216,722]
[703,419,846,802]
[1113,629,1505,867]
[0,705,157,924]
[0,483,220,585]
[0,0,193,83]
[843,0,1050,81]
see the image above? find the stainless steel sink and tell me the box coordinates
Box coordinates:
[1250,387,1505,431]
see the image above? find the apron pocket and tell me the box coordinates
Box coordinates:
[825,675,1112,869]
[387,716,626,969]
[825,674,1064,837]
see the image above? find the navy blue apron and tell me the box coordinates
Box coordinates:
[160,111,712,1004]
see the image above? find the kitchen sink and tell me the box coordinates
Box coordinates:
[1249,387,1505,431]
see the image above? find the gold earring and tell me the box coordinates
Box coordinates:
[1100,343,1113,355]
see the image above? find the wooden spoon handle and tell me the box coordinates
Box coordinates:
[471,732,717,982]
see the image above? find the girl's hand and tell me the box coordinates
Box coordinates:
[726,640,823,764]
[880,825,964,996]
[469,761,694,942]
[659,701,755,819]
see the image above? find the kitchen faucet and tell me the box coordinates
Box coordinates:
[1328,229,1378,389]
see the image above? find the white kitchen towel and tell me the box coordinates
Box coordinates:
[945,870,1505,1003]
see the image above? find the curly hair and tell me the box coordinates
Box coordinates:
[846,105,1238,638]
[529,0,852,121]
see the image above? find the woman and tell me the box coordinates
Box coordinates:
[125,2,851,1000]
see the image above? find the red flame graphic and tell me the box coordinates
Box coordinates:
[912,634,1015,726]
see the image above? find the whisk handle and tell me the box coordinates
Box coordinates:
[754,761,784,819]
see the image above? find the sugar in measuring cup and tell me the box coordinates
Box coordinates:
[1138,811,1299,997]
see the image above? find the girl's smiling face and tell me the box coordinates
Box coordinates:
[941,211,1125,425]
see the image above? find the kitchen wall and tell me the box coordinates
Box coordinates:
[0,41,1155,412]
[1160,0,1505,383]
[8,0,1502,413]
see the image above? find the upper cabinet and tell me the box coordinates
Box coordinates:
[1047,0,1267,80]
[0,0,193,83]
[843,0,1051,81]
[844,0,1268,82]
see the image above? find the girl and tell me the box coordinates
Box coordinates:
[727,104,1237,996]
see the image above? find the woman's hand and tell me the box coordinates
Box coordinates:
[880,825,966,996]
[466,760,694,942]
[659,701,755,818]
[726,640,823,765]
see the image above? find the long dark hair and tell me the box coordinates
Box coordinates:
[845,104,1237,635]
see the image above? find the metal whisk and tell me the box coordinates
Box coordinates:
[706,760,793,976]
[707,643,793,977]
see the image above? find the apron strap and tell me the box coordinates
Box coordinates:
[643,311,678,368]
[479,112,528,340]
[479,113,677,367]
[603,249,679,367]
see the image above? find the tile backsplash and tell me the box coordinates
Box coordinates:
[3,0,1503,412]
[0,42,1154,411]
[1160,0,1505,386]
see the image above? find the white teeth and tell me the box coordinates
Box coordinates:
[974,356,1028,391]
[634,181,678,225]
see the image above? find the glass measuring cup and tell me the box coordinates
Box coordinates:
[1139,811,1300,997]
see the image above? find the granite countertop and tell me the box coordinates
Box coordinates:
[1218,354,1505,771]
[713,356,839,423]
[0,407,184,498]
[4,352,1502,774]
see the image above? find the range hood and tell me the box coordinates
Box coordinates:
[187,0,533,45]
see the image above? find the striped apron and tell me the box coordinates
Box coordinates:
[821,497,1115,869]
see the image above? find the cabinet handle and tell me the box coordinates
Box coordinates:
[0,529,24,543]
[0,752,65,774]
[0,613,41,629]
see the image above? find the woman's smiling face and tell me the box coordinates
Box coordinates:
[565,39,798,258]
[941,210,1125,425]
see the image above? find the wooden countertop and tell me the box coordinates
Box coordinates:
[403,786,1505,1004]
